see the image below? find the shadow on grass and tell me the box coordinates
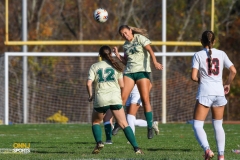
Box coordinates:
[147,148,191,152]
[29,141,94,145]
[31,151,75,154]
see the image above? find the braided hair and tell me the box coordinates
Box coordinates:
[201,31,215,73]
[118,25,149,38]
[99,46,123,72]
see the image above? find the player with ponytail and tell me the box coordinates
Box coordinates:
[191,31,236,160]
[86,45,143,154]
[113,25,163,139]
[201,31,215,74]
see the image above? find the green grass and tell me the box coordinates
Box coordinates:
[0,123,239,160]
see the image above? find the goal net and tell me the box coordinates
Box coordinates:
[1,52,199,124]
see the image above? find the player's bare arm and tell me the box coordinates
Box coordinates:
[224,65,237,94]
[145,45,163,70]
[191,68,199,83]
[86,79,93,102]
[118,77,124,95]
[112,46,127,65]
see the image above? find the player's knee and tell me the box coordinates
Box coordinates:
[141,102,151,110]
[193,120,204,130]
[92,120,102,125]
[92,123,101,126]
[117,121,129,129]
[212,119,223,130]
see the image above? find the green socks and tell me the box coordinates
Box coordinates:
[104,123,112,141]
[144,111,153,128]
[92,124,102,143]
[114,122,119,128]
[123,126,138,148]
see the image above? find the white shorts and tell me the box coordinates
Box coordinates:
[197,96,227,107]
[126,91,142,107]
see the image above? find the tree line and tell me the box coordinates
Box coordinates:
[0,0,239,121]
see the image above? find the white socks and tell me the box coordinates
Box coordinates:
[193,119,225,156]
[126,114,148,134]
[127,114,136,134]
[135,119,147,127]
[193,120,210,151]
[212,119,225,156]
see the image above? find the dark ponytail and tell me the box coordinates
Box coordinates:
[99,46,123,72]
[201,31,215,73]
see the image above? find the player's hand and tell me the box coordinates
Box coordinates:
[88,96,93,102]
[224,84,230,95]
[112,47,119,56]
[154,62,163,70]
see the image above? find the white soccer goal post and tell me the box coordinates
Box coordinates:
[2,52,197,125]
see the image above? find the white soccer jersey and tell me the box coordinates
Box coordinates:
[192,48,233,97]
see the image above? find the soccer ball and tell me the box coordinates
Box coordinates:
[93,8,108,23]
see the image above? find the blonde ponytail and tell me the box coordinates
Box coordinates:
[118,25,149,38]
[128,26,149,38]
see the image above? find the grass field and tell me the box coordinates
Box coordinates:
[0,123,239,160]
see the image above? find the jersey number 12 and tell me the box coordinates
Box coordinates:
[97,68,115,82]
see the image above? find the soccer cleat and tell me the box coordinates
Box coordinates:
[204,149,214,160]
[92,141,104,154]
[112,123,122,135]
[152,121,160,135]
[104,140,113,144]
[134,147,143,154]
[218,155,224,160]
[147,127,154,139]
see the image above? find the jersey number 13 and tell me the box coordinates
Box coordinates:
[206,58,219,75]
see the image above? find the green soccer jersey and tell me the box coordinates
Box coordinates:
[88,60,123,108]
[123,34,151,74]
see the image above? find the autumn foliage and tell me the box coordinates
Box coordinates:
[0,0,239,122]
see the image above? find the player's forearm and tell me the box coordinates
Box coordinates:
[148,50,157,63]
[225,72,236,85]
[225,68,237,85]
[117,55,127,65]
[191,77,199,83]
[191,74,200,83]
[86,80,93,98]
[112,47,127,65]
[191,68,199,83]
[87,86,92,98]
[145,45,157,63]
